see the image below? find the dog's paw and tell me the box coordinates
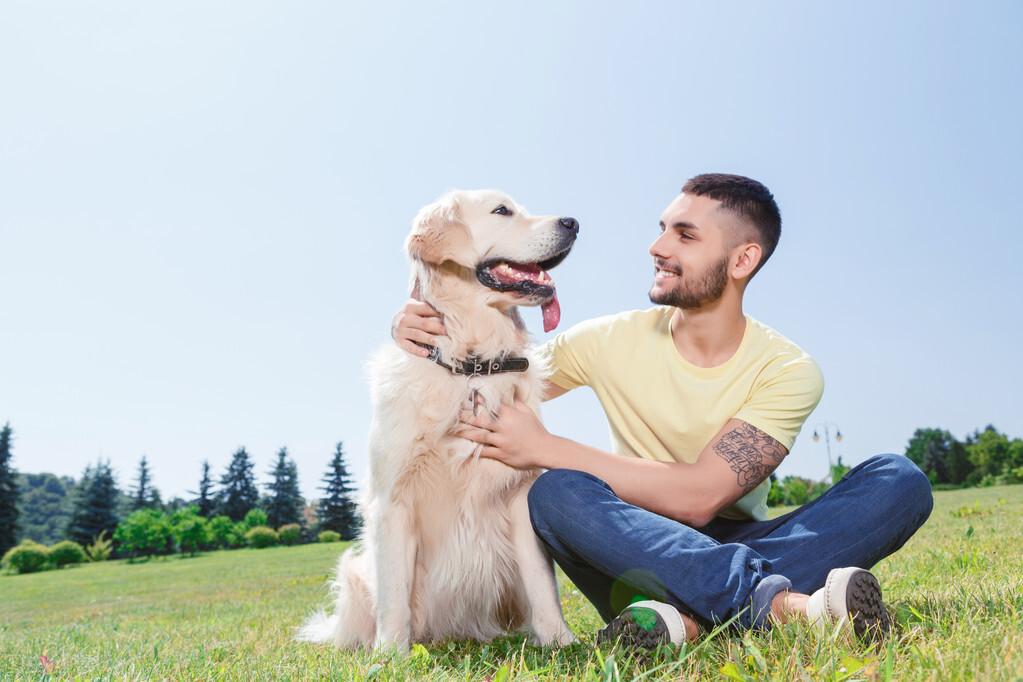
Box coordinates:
[529,626,578,648]
[372,634,410,655]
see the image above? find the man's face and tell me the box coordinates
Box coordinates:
[648,193,734,309]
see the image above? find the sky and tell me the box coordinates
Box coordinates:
[1,1,1021,504]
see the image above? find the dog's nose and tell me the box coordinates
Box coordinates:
[559,217,579,233]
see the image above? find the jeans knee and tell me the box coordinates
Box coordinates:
[527,469,608,536]
[868,453,934,521]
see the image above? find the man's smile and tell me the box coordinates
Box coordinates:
[654,260,681,281]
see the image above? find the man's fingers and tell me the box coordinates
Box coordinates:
[458,426,492,444]
[398,314,446,338]
[459,409,493,428]
[477,446,503,461]
[407,300,443,318]
[399,340,431,358]
[421,317,447,335]
[458,414,488,429]
[406,329,438,347]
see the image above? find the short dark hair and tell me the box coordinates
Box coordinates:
[681,173,781,279]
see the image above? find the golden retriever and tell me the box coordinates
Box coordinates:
[298,189,578,651]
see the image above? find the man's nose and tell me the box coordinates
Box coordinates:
[649,232,669,257]
[558,217,579,233]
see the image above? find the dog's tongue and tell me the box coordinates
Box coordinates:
[541,291,561,332]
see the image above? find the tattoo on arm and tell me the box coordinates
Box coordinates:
[712,422,788,494]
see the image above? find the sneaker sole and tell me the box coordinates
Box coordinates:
[846,570,891,641]
[596,608,671,649]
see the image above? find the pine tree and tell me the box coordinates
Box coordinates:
[0,422,20,555]
[318,442,361,540]
[192,460,215,518]
[130,455,161,511]
[217,447,259,521]
[265,447,305,529]
[66,460,121,547]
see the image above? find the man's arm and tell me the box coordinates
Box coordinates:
[459,401,788,527]
[540,418,786,526]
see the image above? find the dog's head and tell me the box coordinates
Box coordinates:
[406,189,577,331]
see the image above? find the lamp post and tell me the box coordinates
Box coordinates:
[812,422,843,481]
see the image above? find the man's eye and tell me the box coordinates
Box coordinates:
[491,205,513,216]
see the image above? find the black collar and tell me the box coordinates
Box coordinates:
[412,341,529,376]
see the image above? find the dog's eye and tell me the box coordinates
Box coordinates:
[491,205,513,217]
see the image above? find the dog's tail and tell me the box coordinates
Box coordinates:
[295,548,375,648]
[296,610,339,643]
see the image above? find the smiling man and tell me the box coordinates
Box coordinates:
[392,173,933,647]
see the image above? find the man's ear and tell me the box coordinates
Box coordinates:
[406,193,473,266]
[732,241,763,280]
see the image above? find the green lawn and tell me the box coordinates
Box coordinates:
[3,485,1022,681]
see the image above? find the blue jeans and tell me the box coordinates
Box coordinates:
[527,454,933,630]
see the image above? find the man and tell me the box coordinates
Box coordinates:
[392,174,933,646]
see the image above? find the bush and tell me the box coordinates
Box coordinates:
[171,509,209,556]
[49,540,87,568]
[243,508,269,529]
[278,524,302,546]
[3,541,50,574]
[206,515,235,549]
[229,523,249,548]
[318,530,341,543]
[85,530,113,562]
[245,526,279,549]
[115,509,174,559]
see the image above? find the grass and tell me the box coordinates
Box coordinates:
[3,485,1022,681]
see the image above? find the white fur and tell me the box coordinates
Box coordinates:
[298,190,576,652]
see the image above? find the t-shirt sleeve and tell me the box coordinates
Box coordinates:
[537,317,609,391]
[733,355,825,451]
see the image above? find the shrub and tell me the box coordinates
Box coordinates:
[85,530,113,562]
[245,526,279,549]
[171,510,209,556]
[278,524,302,546]
[206,515,235,549]
[3,541,50,574]
[243,508,269,529]
[229,523,249,548]
[49,540,87,568]
[115,509,174,559]
[318,530,341,543]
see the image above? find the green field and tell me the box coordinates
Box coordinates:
[3,485,1022,681]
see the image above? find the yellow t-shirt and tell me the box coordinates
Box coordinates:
[540,306,824,521]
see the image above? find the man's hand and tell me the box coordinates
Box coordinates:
[457,399,552,469]
[391,299,447,358]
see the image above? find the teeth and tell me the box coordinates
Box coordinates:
[490,263,553,285]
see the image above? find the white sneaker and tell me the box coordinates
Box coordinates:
[806,567,891,640]
[595,600,688,649]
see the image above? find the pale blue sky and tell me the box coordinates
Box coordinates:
[1,1,1020,502]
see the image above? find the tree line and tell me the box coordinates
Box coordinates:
[0,421,361,560]
[903,425,1023,488]
[4,420,1021,561]
[767,424,1023,507]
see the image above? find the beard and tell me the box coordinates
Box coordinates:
[648,254,729,309]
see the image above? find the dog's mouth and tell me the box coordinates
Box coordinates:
[475,248,572,332]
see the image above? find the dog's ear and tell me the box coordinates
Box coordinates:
[406,193,473,266]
